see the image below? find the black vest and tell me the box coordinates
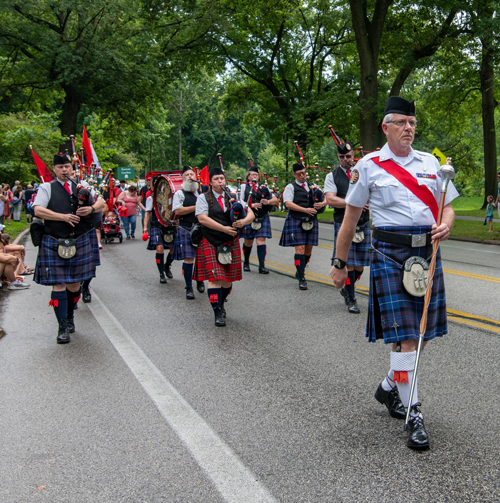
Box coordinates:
[244,183,270,218]
[332,168,369,226]
[44,180,93,239]
[289,182,314,220]
[200,192,233,247]
[178,190,197,227]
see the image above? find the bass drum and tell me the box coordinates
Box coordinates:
[152,173,184,226]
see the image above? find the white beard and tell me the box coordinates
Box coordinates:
[182,180,199,192]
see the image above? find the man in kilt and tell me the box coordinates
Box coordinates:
[193,167,254,327]
[33,153,105,344]
[240,165,277,274]
[172,165,205,299]
[324,140,370,314]
[330,97,459,450]
[143,178,176,284]
[279,162,326,290]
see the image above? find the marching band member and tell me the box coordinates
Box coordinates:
[324,140,370,314]
[279,162,326,290]
[143,178,176,284]
[172,165,205,299]
[240,164,277,274]
[193,167,254,327]
[33,152,105,344]
[330,96,459,450]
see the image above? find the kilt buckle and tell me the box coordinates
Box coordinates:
[411,233,427,248]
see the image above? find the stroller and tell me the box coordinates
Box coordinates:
[102,210,123,244]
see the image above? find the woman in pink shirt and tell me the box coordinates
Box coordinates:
[117,185,145,239]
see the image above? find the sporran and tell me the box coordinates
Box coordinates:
[251,217,263,230]
[301,216,314,231]
[402,256,430,297]
[216,244,232,265]
[353,226,365,243]
[57,238,77,259]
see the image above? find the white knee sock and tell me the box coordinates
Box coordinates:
[390,350,418,410]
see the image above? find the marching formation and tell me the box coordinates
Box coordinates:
[30,96,458,451]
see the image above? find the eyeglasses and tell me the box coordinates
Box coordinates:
[338,154,352,159]
[386,119,418,128]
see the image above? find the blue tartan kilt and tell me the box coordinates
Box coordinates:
[366,225,447,344]
[333,221,370,267]
[88,227,101,267]
[172,225,197,260]
[279,215,319,247]
[239,213,272,240]
[34,231,97,286]
[147,226,176,250]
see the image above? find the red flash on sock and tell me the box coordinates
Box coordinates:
[294,259,301,266]
[73,295,81,304]
[209,294,219,303]
[49,299,59,308]
[393,371,409,384]
[345,278,351,286]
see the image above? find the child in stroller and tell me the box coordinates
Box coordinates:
[102,210,123,244]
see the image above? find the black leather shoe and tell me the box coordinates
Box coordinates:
[165,266,173,279]
[347,298,360,314]
[82,290,91,303]
[340,288,349,305]
[299,279,308,290]
[185,287,195,300]
[374,383,406,419]
[196,281,205,293]
[406,404,429,450]
[57,321,70,344]
[258,266,269,274]
[66,318,75,334]
[160,273,167,284]
[215,313,226,327]
[243,263,250,272]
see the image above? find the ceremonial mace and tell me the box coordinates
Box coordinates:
[404,158,455,429]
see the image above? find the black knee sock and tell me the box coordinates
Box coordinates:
[257,244,266,267]
[81,278,91,293]
[294,253,305,280]
[221,286,232,307]
[165,252,173,269]
[207,288,222,316]
[66,289,81,320]
[50,291,68,326]
[304,254,311,267]
[243,244,252,264]
[346,270,356,299]
[183,262,193,288]
[156,253,164,275]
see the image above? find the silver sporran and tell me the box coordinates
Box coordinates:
[217,244,232,265]
[402,256,430,297]
[301,216,314,231]
[251,217,263,230]
[57,238,77,259]
[353,226,365,243]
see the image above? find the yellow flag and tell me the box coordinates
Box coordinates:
[431,147,447,165]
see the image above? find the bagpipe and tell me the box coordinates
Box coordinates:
[217,153,247,222]
[294,141,326,214]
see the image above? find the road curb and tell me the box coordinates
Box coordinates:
[13,228,30,245]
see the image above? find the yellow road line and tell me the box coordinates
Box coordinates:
[249,257,500,333]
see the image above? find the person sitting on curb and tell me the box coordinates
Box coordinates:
[0,240,30,290]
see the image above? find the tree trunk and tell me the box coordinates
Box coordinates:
[59,84,81,152]
[480,36,498,208]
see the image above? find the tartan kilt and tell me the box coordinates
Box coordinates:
[147,226,176,250]
[333,221,370,267]
[239,213,272,240]
[88,227,101,267]
[366,226,447,344]
[172,225,197,260]
[279,215,319,247]
[193,238,242,283]
[34,231,97,286]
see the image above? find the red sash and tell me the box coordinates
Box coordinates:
[371,156,439,222]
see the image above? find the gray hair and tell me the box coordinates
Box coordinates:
[382,113,394,124]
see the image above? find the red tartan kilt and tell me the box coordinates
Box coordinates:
[193,238,242,283]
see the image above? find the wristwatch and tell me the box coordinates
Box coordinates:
[333,258,346,269]
[91,206,95,214]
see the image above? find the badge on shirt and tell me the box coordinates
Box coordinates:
[416,173,437,179]
[350,169,359,185]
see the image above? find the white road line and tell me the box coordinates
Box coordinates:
[88,292,277,503]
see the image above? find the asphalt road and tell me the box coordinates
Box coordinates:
[1,220,499,502]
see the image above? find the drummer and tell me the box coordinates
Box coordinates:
[143,176,176,284]
[172,165,205,299]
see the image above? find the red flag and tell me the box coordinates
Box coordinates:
[30,146,54,183]
[82,126,93,168]
[200,165,209,186]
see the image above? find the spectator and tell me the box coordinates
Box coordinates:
[12,187,23,222]
[118,179,127,192]
[495,172,500,221]
[2,184,13,225]
[117,184,145,239]
[485,195,496,232]
[1,232,34,275]
[24,185,36,223]
[0,190,6,225]
[139,177,152,229]
[0,233,30,290]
